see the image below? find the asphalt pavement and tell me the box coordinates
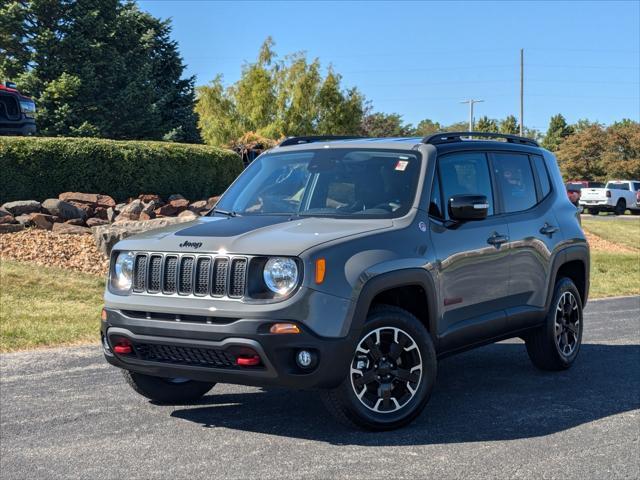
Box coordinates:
[1,296,639,479]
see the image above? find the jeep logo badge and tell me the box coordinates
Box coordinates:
[179,241,203,249]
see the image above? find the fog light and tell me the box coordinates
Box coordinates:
[296,350,316,369]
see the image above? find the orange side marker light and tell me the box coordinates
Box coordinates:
[315,258,326,284]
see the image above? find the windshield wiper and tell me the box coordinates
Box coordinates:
[210,208,240,217]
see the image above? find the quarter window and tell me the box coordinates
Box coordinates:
[438,152,494,217]
[429,170,443,218]
[531,155,551,199]
[493,153,537,213]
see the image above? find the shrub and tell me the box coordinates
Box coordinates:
[0,136,243,203]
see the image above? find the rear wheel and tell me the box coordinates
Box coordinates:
[631,209,640,215]
[321,305,436,431]
[588,208,600,215]
[525,278,583,371]
[614,199,626,215]
[122,370,215,404]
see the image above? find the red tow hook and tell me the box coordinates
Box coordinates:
[236,355,261,367]
[113,342,132,355]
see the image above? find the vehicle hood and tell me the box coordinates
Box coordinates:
[114,215,394,256]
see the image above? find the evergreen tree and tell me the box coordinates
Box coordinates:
[542,114,574,151]
[475,116,498,133]
[499,115,519,134]
[0,0,199,141]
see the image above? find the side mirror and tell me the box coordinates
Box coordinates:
[448,194,489,221]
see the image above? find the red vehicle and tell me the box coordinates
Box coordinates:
[0,81,36,135]
[565,180,605,207]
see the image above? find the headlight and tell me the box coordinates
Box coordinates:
[19,100,36,118]
[110,251,135,293]
[263,257,299,296]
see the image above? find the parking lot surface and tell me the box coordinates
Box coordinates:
[1,296,638,479]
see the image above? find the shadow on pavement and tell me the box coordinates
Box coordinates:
[171,343,640,445]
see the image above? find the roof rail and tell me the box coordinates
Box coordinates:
[278,135,363,147]
[422,131,539,147]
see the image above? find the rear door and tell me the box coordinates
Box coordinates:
[428,151,511,350]
[491,152,560,328]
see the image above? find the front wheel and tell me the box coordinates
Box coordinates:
[321,305,437,430]
[525,278,583,371]
[122,370,215,404]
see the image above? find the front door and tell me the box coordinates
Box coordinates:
[428,151,511,351]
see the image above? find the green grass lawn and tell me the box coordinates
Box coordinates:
[581,217,640,251]
[0,259,104,353]
[589,251,640,298]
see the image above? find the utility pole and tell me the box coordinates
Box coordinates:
[520,48,524,136]
[460,99,484,131]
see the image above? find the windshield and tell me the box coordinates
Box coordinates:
[215,149,421,218]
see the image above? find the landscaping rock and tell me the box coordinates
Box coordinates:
[169,198,189,212]
[93,216,197,256]
[15,214,34,226]
[178,210,198,220]
[30,213,55,230]
[42,198,86,221]
[0,224,25,234]
[106,207,117,222]
[138,194,162,204]
[86,217,109,227]
[115,199,144,221]
[59,192,116,208]
[65,218,86,226]
[188,200,208,215]
[52,223,91,235]
[2,200,41,216]
[0,207,15,224]
[206,196,221,209]
[168,194,185,202]
[94,206,108,220]
[139,211,155,221]
[68,201,94,218]
[154,204,177,216]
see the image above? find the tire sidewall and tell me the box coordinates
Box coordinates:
[336,307,437,430]
[547,278,584,367]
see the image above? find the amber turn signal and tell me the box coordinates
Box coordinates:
[270,323,301,334]
[315,258,326,284]
[101,308,107,321]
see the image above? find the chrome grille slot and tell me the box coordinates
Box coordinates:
[229,258,247,298]
[212,258,229,296]
[133,255,147,292]
[178,257,195,294]
[147,255,162,293]
[195,257,212,296]
[163,256,178,294]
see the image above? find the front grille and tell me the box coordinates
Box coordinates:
[134,343,237,368]
[132,253,248,299]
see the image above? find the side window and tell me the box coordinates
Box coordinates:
[429,170,443,218]
[439,152,494,217]
[493,153,537,213]
[633,182,640,191]
[531,155,551,199]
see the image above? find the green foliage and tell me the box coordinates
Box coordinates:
[0,136,242,203]
[196,38,365,146]
[541,114,574,151]
[499,115,519,134]
[414,119,442,136]
[1,0,199,142]
[475,116,499,133]
[360,112,414,137]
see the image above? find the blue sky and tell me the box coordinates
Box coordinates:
[138,0,639,132]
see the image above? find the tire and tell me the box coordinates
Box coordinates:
[614,199,626,215]
[122,370,215,404]
[321,305,437,431]
[630,209,640,216]
[588,208,599,215]
[525,278,583,371]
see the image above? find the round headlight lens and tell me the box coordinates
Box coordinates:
[263,257,299,296]
[111,251,135,292]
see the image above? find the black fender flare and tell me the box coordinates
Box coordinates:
[545,244,590,310]
[348,268,439,345]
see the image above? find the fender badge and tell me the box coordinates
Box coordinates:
[179,241,203,249]
[418,221,427,232]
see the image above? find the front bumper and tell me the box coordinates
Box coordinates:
[0,119,36,136]
[102,308,358,389]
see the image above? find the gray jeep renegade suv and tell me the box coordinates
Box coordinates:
[102,132,589,430]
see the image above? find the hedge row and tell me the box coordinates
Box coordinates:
[0,136,243,203]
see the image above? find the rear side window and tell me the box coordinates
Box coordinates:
[438,152,494,217]
[492,153,537,213]
[634,182,640,191]
[606,182,629,190]
[531,155,551,198]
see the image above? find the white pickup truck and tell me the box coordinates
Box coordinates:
[580,180,640,215]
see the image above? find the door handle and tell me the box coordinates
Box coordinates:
[487,232,509,247]
[539,223,559,236]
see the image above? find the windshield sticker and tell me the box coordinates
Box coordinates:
[395,160,409,171]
